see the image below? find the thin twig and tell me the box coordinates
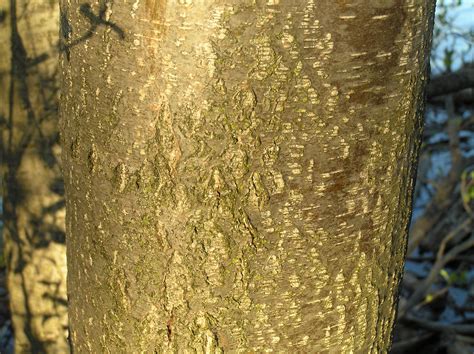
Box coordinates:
[404,315,474,334]
[390,332,434,353]
[399,219,473,318]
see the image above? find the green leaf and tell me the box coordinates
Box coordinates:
[469,186,474,200]
[440,268,450,283]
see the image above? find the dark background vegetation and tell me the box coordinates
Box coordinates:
[391,1,474,353]
[0,0,473,353]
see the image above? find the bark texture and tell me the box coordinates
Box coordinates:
[0,0,69,351]
[60,0,435,352]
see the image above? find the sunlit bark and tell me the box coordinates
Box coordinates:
[0,0,69,351]
[60,0,435,351]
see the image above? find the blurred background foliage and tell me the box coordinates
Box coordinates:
[0,0,473,353]
[392,1,474,353]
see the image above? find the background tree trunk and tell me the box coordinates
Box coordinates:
[60,0,435,352]
[0,0,69,351]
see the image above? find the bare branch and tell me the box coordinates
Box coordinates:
[427,68,474,98]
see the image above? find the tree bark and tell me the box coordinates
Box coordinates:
[59,0,435,352]
[0,0,69,351]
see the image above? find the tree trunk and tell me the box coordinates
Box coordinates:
[59,1,435,352]
[0,0,69,351]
